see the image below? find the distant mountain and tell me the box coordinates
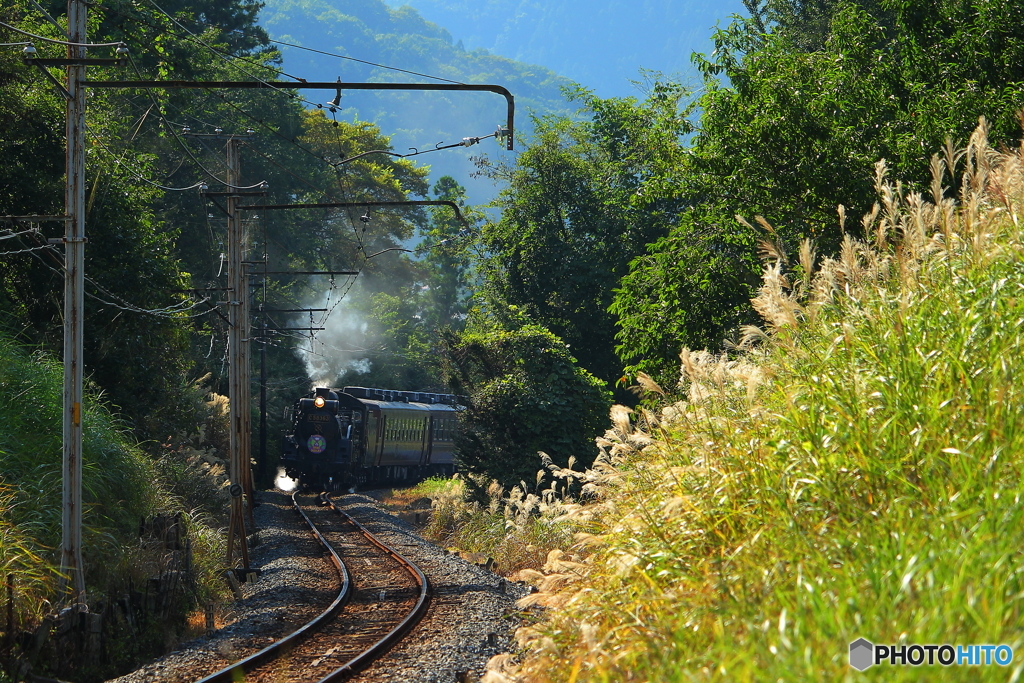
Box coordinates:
[259,0,575,205]
[380,0,750,98]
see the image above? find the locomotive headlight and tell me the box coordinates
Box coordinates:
[314,396,326,409]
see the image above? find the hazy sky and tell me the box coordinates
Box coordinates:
[384,0,750,98]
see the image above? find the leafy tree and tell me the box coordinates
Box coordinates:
[417,175,479,331]
[478,83,691,389]
[440,307,611,489]
[611,207,762,388]
[613,0,1024,382]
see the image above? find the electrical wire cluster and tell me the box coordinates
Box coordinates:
[2,0,488,361]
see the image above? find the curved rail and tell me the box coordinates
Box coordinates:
[319,494,431,682]
[195,492,352,683]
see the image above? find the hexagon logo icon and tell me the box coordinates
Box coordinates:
[849,638,874,671]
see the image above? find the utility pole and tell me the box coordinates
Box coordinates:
[224,138,251,569]
[259,316,267,486]
[46,75,512,578]
[62,0,87,603]
[10,1,125,605]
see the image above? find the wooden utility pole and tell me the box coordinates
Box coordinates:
[224,138,251,569]
[62,0,87,603]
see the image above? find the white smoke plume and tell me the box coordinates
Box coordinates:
[293,284,374,389]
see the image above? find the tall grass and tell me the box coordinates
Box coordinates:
[483,120,1024,682]
[0,331,223,624]
[413,476,585,575]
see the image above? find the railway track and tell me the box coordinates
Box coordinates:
[199,491,430,683]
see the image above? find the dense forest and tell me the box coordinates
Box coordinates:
[3,0,1024,675]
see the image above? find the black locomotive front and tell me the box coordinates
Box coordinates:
[282,385,459,491]
[281,387,360,489]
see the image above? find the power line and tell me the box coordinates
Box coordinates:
[96,2,463,86]
[0,227,41,241]
[0,243,58,256]
[125,54,270,189]
[138,0,332,113]
[95,2,302,80]
[25,240,216,318]
[263,36,464,85]
[0,20,123,47]
[91,134,207,191]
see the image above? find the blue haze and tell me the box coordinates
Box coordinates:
[259,0,748,205]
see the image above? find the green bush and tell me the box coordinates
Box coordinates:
[440,313,611,489]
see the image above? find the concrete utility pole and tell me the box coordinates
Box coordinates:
[62,0,87,603]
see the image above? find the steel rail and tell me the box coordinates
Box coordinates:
[320,494,431,681]
[194,491,352,683]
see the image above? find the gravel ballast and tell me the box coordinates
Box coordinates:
[105,489,528,683]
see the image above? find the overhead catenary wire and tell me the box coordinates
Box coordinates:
[0,227,41,241]
[96,11,501,204]
[91,134,207,191]
[18,6,472,356]
[25,241,215,318]
[0,20,124,47]
[263,36,464,85]
[95,2,308,82]
[125,54,269,190]
[95,2,463,86]
[138,0,336,112]
[0,243,59,256]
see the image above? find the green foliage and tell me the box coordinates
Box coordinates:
[612,0,1024,383]
[513,122,1024,683]
[479,83,692,388]
[440,310,611,488]
[0,329,159,589]
[417,175,479,332]
[611,207,762,387]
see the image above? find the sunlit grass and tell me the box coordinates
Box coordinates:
[473,120,1024,682]
[0,331,227,641]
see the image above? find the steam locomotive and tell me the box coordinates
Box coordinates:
[281,386,461,491]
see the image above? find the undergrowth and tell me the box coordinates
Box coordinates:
[0,332,228,679]
[409,475,587,575]
[470,120,1024,682]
